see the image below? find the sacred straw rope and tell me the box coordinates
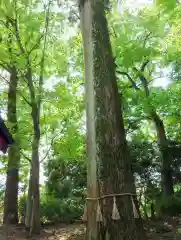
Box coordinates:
[82,192,139,221]
[86,193,137,200]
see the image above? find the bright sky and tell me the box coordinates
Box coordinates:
[122,0,153,8]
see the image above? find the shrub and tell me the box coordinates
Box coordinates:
[19,194,84,225]
[41,196,84,224]
[156,195,181,217]
[19,194,27,224]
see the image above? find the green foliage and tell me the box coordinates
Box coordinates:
[45,157,86,199]
[156,0,177,11]
[156,194,181,217]
[2,0,181,225]
[19,194,84,224]
[40,195,84,224]
[110,7,166,71]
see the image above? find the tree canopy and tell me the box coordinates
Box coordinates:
[0,0,181,238]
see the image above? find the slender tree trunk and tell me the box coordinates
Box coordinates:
[25,168,33,229]
[24,131,40,236]
[25,3,50,233]
[3,67,20,224]
[151,111,174,196]
[80,0,147,239]
[134,65,174,197]
[24,3,50,229]
[25,66,41,235]
[80,0,98,239]
[30,134,40,235]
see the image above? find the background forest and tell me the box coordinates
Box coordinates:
[0,0,181,238]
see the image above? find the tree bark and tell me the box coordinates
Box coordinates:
[25,66,41,235]
[79,1,98,239]
[3,67,20,224]
[151,111,174,196]
[25,168,33,229]
[30,134,41,235]
[80,0,147,239]
[28,84,41,235]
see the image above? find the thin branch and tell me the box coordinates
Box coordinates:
[125,115,152,134]
[25,65,36,105]
[12,19,25,54]
[111,26,117,38]
[39,1,51,95]
[37,0,52,122]
[40,133,58,163]
[70,9,80,20]
[133,67,150,96]
[116,70,140,90]
[0,19,7,27]
[20,150,32,164]
[0,62,11,72]
[0,74,32,106]
[7,0,32,99]
[8,0,25,54]
[28,35,44,55]
[143,32,151,48]
[141,59,149,72]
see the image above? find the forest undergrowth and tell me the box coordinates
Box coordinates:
[0,218,181,240]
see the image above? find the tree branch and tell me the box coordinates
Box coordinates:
[0,74,32,106]
[10,9,36,106]
[8,0,25,54]
[38,0,51,117]
[28,35,44,55]
[11,18,25,54]
[40,133,58,163]
[125,115,152,134]
[20,150,32,164]
[143,32,151,48]
[133,67,150,96]
[116,70,140,90]
[0,62,11,72]
[141,59,149,72]
[111,26,117,38]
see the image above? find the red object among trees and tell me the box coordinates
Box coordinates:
[0,116,14,154]
[0,136,8,153]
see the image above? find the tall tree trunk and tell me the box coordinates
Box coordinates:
[135,64,174,197]
[80,0,147,239]
[24,1,50,230]
[25,66,41,235]
[26,3,50,233]
[3,67,20,224]
[10,0,50,232]
[29,98,41,235]
[127,66,174,197]
[30,134,40,235]
[80,0,98,239]
[25,168,33,229]
[151,111,174,196]
[25,128,40,236]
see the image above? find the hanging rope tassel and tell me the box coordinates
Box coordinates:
[112,196,120,220]
[96,200,103,222]
[82,204,87,221]
[131,196,139,218]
